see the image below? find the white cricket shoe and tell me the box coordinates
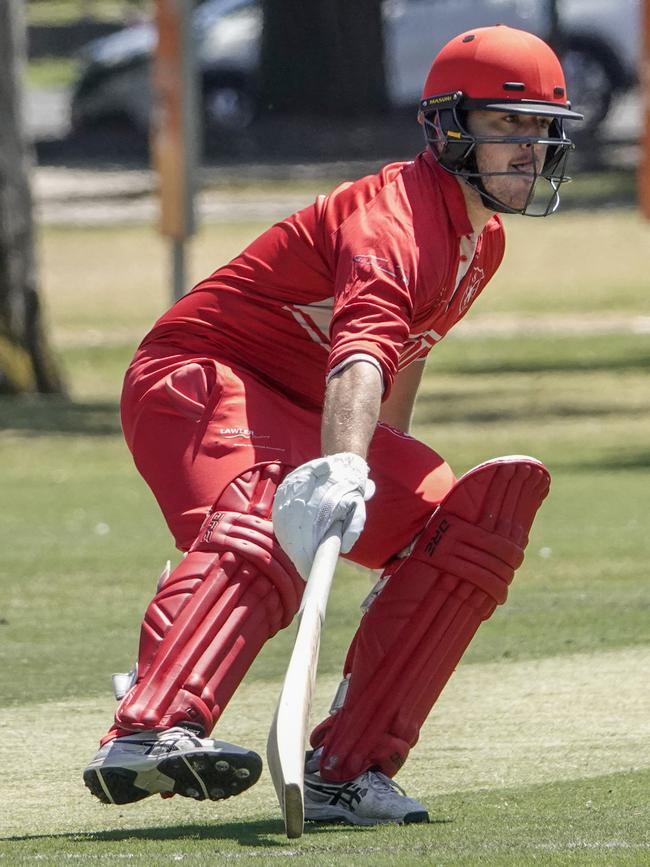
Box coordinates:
[303,768,429,826]
[83,726,262,805]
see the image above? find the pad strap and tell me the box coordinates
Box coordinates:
[311,457,550,781]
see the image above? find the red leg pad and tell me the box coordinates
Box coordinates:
[311,456,550,781]
[114,463,303,736]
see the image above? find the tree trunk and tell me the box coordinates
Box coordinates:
[260,0,387,116]
[0,0,65,395]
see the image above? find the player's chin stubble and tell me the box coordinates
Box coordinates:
[484,174,534,210]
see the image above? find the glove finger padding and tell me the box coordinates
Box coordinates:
[273,453,373,578]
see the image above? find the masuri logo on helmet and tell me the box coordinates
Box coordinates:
[419,25,584,217]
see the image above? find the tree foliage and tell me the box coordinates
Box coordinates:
[0,0,64,394]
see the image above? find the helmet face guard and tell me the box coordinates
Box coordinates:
[421,91,578,217]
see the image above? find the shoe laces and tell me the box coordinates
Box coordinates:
[157,726,187,740]
[157,726,202,745]
[364,770,407,797]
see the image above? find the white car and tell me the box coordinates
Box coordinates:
[71,0,640,137]
[558,0,640,130]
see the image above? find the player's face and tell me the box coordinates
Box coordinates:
[468,110,552,210]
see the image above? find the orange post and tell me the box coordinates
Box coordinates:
[640,0,650,217]
[151,0,200,299]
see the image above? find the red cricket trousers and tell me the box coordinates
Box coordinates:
[120,341,456,567]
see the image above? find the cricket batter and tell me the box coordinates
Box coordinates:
[84,26,581,824]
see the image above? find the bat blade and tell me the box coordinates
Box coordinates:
[267,527,341,838]
[267,604,322,837]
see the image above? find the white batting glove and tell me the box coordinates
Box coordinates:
[272,452,376,579]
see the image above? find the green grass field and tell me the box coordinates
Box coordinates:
[1,206,649,864]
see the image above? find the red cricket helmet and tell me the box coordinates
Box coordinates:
[419,25,583,216]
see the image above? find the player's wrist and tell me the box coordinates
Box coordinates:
[319,452,370,490]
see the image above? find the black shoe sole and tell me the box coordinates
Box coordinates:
[83,748,262,805]
[83,766,150,805]
[304,809,430,826]
[160,749,262,801]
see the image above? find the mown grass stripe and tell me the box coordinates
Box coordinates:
[2,645,648,839]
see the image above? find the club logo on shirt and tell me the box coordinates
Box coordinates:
[459,265,485,312]
[352,254,406,284]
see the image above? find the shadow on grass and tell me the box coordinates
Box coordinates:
[0,397,121,436]
[1,817,451,847]
[557,448,650,472]
[435,351,650,378]
[3,820,286,848]
[415,393,648,426]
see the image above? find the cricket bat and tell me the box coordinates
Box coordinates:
[266,524,342,839]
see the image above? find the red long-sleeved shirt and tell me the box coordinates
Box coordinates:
[143,150,505,409]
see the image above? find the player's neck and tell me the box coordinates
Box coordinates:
[456,177,494,234]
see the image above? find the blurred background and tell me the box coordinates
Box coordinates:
[5,0,645,393]
[26,0,642,160]
[2,2,650,855]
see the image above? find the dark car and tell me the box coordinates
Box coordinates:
[71,0,261,136]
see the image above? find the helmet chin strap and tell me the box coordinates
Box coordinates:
[454,151,525,215]
[432,144,566,217]
[459,160,544,217]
